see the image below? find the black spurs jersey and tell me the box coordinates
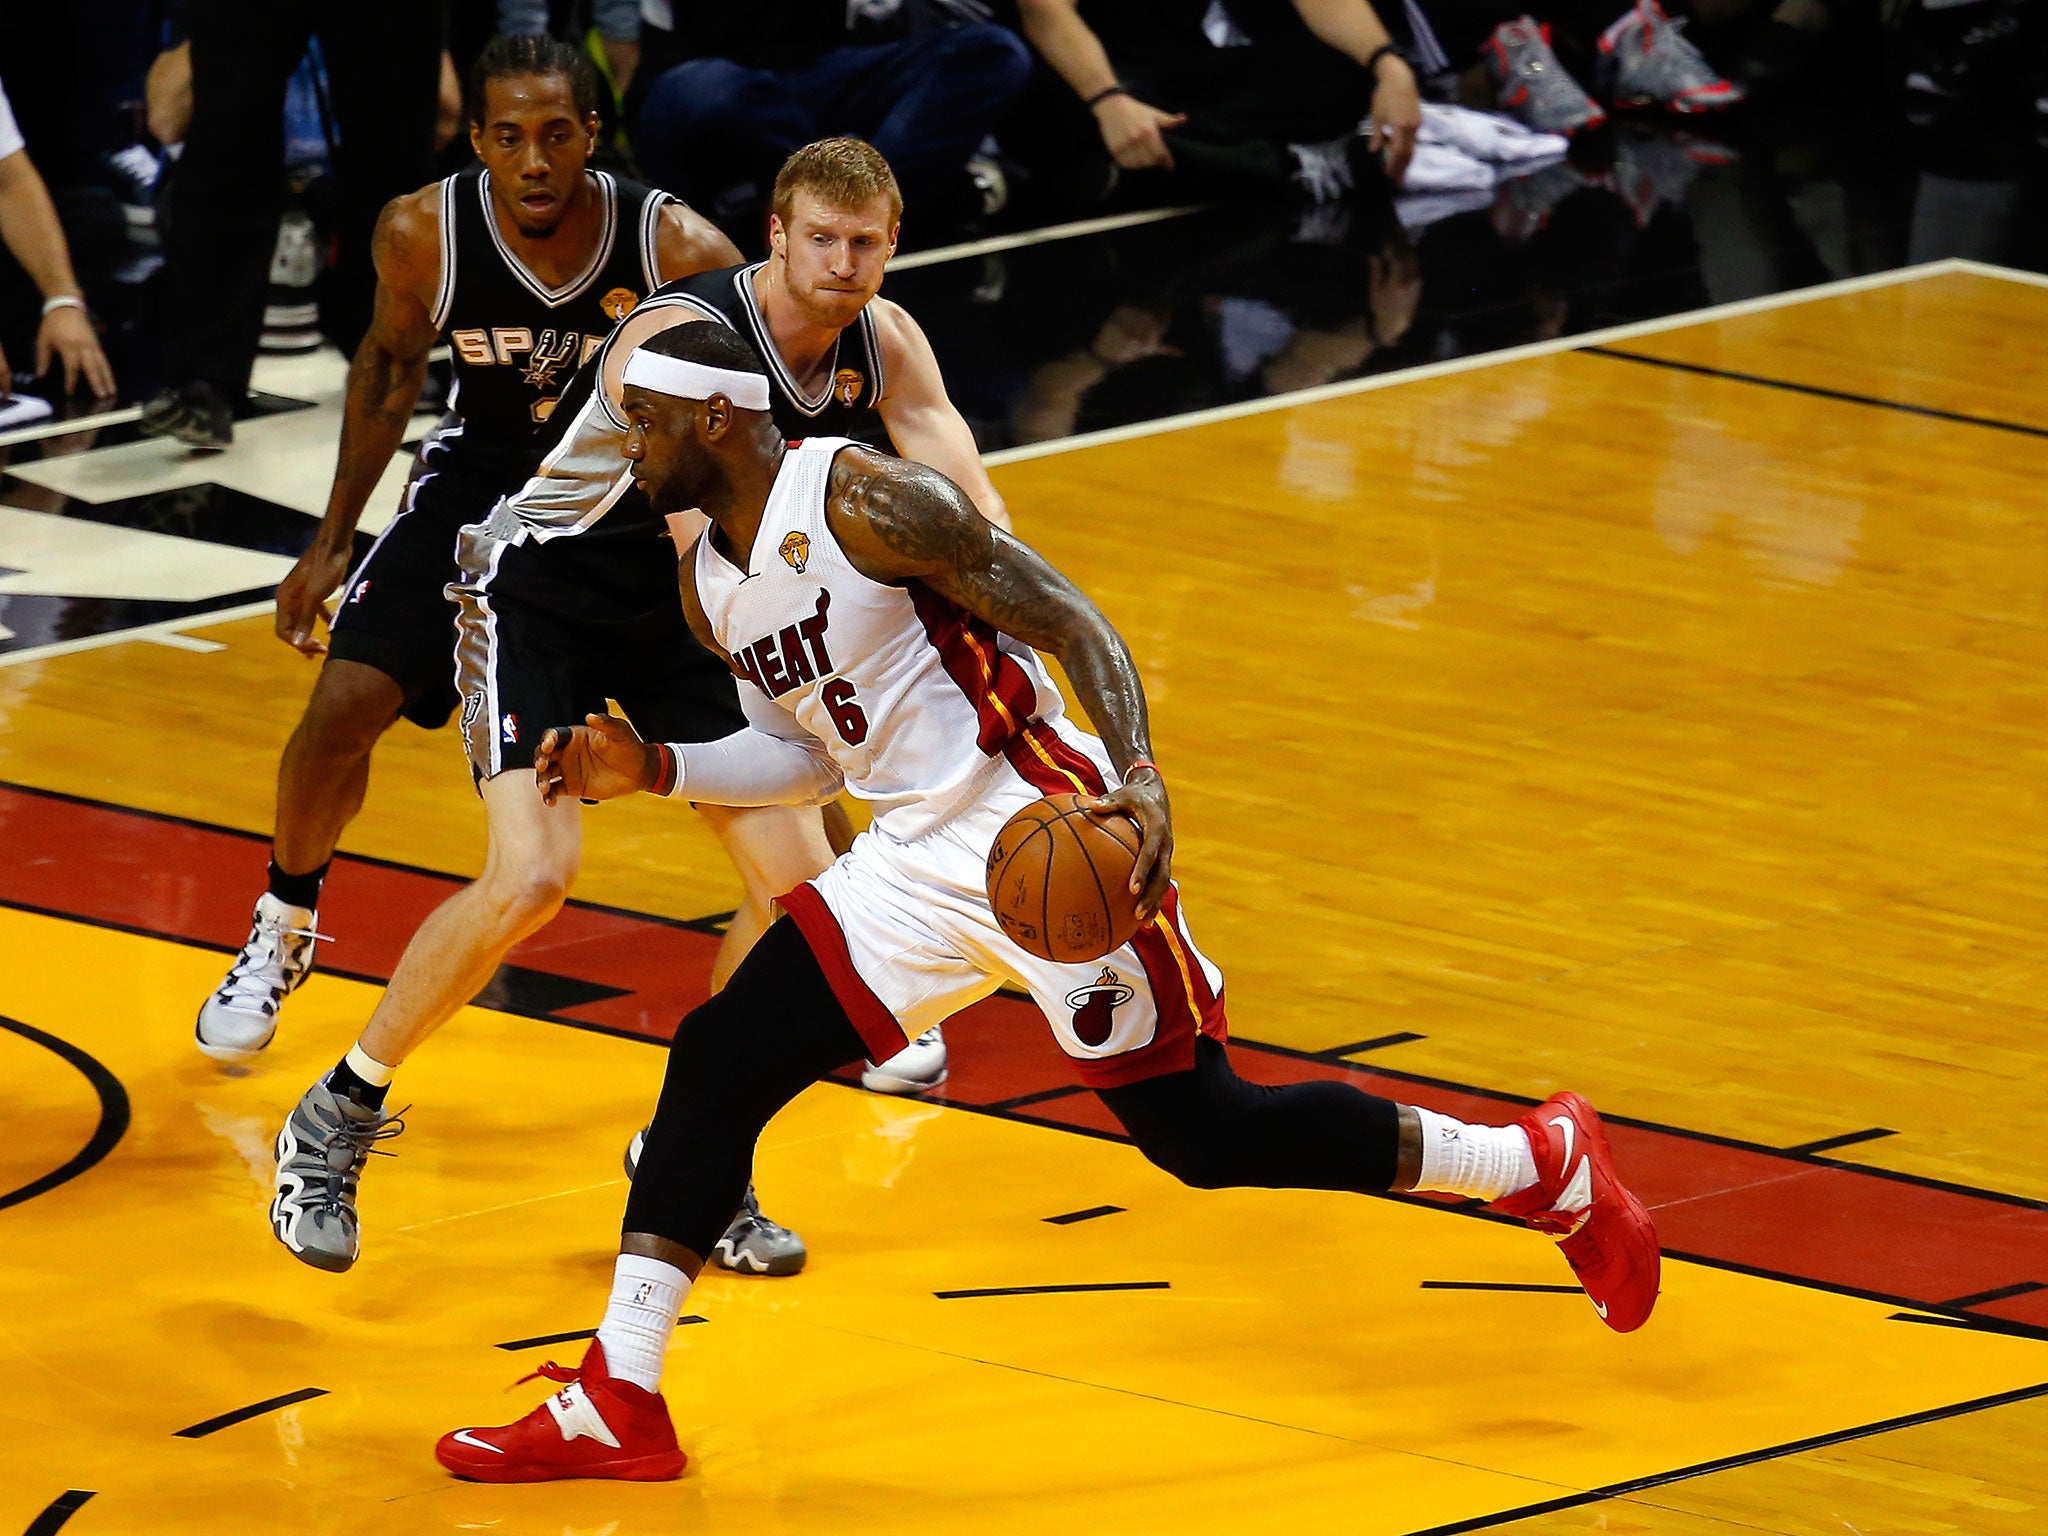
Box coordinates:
[476,261,898,614]
[428,165,671,481]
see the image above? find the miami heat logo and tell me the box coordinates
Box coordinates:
[600,287,639,321]
[1064,967,1134,1048]
[779,530,811,573]
[833,367,864,408]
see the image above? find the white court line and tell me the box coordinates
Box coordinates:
[0,599,274,668]
[0,404,143,450]
[1945,257,2048,291]
[983,256,1988,467]
[5,253,2039,670]
[889,205,1203,272]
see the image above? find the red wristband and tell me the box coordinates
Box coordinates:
[649,743,679,796]
[1123,758,1162,783]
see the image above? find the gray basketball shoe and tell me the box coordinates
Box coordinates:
[271,1079,404,1272]
[196,892,326,1061]
[1601,0,1744,114]
[622,1130,808,1278]
[713,1184,809,1276]
[1486,17,1609,135]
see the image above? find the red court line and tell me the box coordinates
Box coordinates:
[4,780,2045,1327]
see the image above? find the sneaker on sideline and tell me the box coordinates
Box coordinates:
[1602,0,1745,114]
[1486,17,1608,135]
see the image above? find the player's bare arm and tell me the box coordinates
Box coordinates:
[651,200,742,281]
[828,447,1173,917]
[277,188,443,656]
[869,298,1012,531]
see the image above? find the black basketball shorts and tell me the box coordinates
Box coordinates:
[449,537,746,783]
[327,457,506,730]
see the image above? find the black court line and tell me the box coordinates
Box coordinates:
[1783,1127,1897,1156]
[1420,1281,1583,1295]
[1581,346,2048,440]
[0,1016,131,1213]
[1403,1379,2048,1536]
[1044,1205,1124,1225]
[23,1491,95,1536]
[935,1282,1170,1299]
[495,1319,705,1351]
[1889,1312,2048,1343]
[986,1085,1088,1112]
[1944,1281,2048,1309]
[1321,1031,1426,1058]
[173,1387,328,1439]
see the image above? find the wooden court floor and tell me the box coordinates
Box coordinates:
[5,265,2048,1533]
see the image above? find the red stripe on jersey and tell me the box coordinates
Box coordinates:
[778,882,912,1064]
[908,582,1039,756]
[1002,720,1110,799]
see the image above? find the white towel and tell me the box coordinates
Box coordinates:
[1417,102,1568,165]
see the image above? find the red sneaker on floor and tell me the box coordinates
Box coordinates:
[435,1339,686,1482]
[1492,1092,1660,1333]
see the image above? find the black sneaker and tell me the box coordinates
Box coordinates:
[139,379,233,451]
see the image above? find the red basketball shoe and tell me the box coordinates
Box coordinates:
[1492,1092,1660,1333]
[435,1340,686,1482]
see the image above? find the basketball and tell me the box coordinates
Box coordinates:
[985,792,1145,963]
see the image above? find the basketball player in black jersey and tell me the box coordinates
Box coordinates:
[198,36,742,1066]
[211,40,844,1277]
[266,139,1013,1275]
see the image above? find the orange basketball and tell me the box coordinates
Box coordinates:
[985,792,1145,963]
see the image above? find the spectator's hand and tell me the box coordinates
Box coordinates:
[1093,93,1185,171]
[36,305,116,399]
[1368,241,1421,346]
[1367,54,1421,185]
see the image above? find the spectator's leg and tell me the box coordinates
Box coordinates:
[313,0,440,359]
[631,59,814,212]
[162,0,308,404]
[800,26,1034,216]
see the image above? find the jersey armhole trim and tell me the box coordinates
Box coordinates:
[591,291,736,431]
[430,175,458,331]
[862,307,885,403]
[640,191,670,289]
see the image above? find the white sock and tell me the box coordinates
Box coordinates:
[1411,1108,1538,1202]
[343,1042,395,1088]
[596,1255,687,1392]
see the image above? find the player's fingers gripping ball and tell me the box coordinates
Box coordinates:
[986,792,1144,962]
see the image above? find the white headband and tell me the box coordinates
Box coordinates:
[622,349,772,411]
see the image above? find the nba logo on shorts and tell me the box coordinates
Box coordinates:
[500,713,518,744]
[350,580,371,603]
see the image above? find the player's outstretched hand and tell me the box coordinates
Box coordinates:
[1083,765,1172,924]
[274,542,351,657]
[537,711,660,805]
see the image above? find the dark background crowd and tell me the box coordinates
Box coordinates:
[0,0,2042,435]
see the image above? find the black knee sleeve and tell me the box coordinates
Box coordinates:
[1097,1038,1401,1193]
[621,917,868,1256]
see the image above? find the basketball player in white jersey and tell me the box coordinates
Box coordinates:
[431,322,1661,1482]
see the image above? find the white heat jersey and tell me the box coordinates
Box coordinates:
[694,437,1081,841]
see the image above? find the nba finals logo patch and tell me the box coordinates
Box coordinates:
[1064,967,1134,1048]
[833,367,864,407]
[600,287,639,322]
[779,531,811,573]
[530,397,557,423]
